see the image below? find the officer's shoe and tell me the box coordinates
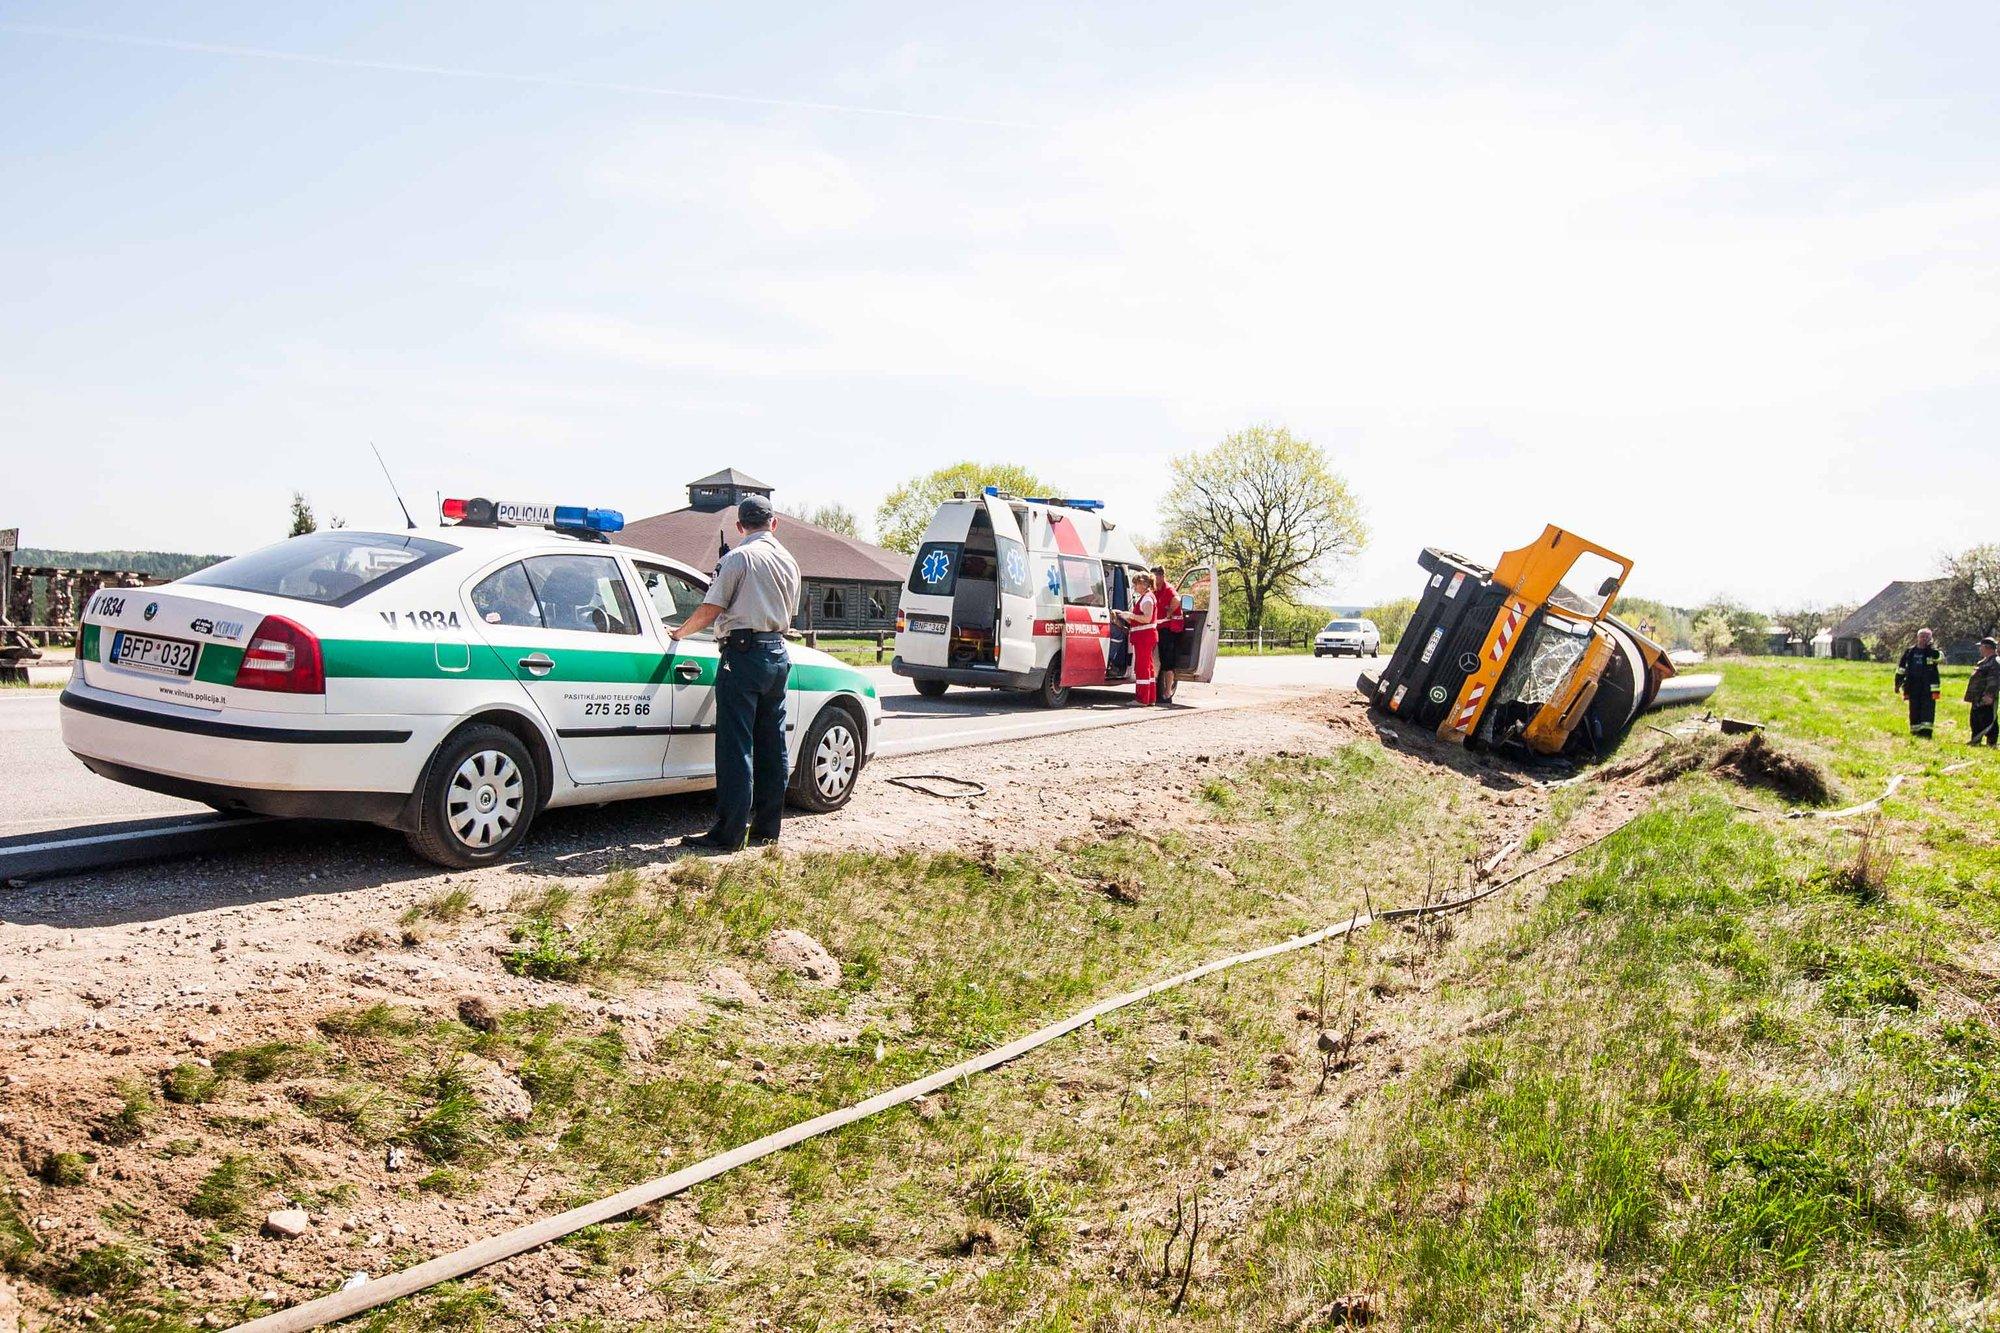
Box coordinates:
[748,832,781,848]
[681,831,742,853]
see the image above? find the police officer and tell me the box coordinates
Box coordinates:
[1967,636,1999,747]
[668,494,802,850]
[1895,627,1944,738]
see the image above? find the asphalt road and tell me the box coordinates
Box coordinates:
[0,654,1371,841]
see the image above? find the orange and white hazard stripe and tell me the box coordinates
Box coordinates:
[1490,599,1526,661]
[1451,681,1488,734]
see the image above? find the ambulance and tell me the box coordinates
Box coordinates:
[890,488,1221,706]
[59,497,880,868]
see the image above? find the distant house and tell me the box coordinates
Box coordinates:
[1827,578,1973,662]
[621,469,909,635]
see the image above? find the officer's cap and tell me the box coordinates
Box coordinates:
[738,494,774,527]
[1981,636,1998,650]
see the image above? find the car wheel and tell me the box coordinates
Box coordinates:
[914,678,949,699]
[406,724,540,869]
[789,704,863,813]
[1036,657,1071,709]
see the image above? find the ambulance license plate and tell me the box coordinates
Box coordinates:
[906,614,948,635]
[110,631,199,677]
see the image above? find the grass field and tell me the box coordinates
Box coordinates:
[22,658,2000,1330]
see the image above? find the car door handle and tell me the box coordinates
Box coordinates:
[674,661,702,682]
[518,653,555,676]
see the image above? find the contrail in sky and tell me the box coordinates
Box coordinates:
[1,21,1040,129]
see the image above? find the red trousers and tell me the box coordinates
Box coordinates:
[1132,631,1157,705]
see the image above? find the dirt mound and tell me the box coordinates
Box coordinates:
[1605,730,1838,805]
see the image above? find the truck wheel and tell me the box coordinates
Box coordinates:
[915,678,949,699]
[406,724,540,869]
[1036,658,1071,709]
[789,705,864,812]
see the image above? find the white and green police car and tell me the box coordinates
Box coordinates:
[59,498,880,867]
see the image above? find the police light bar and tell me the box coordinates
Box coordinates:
[1024,495,1104,512]
[440,497,625,534]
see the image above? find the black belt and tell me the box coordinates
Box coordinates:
[723,630,787,649]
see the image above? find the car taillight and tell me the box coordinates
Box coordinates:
[895,611,907,633]
[233,615,325,694]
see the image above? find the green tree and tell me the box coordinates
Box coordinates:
[1158,425,1367,635]
[1360,596,1419,647]
[1691,611,1736,657]
[288,492,317,537]
[793,503,862,540]
[874,462,1057,553]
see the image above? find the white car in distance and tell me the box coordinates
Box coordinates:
[1313,618,1381,658]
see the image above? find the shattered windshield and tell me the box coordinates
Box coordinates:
[1510,621,1591,705]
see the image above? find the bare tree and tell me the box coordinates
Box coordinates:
[1926,545,2000,646]
[1158,426,1366,635]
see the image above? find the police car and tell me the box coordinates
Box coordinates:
[59,498,880,868]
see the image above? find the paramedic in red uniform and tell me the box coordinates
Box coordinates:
[1119,571,1161,705]
[1151,565,1184,705]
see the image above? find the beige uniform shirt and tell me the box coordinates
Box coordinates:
[702,530,801,636]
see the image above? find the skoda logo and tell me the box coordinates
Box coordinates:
[1458,652,1479,673]
[143,602,159,621]
[1427,685,1448,704]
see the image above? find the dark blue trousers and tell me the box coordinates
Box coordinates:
[710,639,790,843]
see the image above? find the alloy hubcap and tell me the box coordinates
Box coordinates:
[813,724,857,799]
[448,749,524,849]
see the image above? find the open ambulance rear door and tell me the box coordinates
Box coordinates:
[896,503,974,671]
[983,492,1037,675]
[1176,564,1222,683]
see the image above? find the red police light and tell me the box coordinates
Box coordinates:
[441,498,468,521]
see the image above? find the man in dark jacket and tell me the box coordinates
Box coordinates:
[1896,628,1943,737]
[1968,636,1999,747]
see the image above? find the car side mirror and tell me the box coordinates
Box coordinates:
[1598,576,1621,598]
[1182,595,1195,611]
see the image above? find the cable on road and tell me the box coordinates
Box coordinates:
[224,815,1636,1333]
[884,773,988,799]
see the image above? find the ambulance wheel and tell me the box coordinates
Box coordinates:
[407,725,540,869]
[1036,658,1071,709]
[915,678,949,699]
[789,706,862,813]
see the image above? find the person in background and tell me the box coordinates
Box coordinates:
[1896,627,1943,738]
[1967,636,1999,747]
[669,494,802,850]
[1151,564,1184,705]
[1118,570,1160,706]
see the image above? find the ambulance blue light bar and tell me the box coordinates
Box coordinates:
[981,485,1104,512]
[442,497,624,534]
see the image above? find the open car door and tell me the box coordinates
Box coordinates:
[982,492,1037,675]
[1176,564,1221,684]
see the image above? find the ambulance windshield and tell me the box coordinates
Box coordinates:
[182,532,456,607]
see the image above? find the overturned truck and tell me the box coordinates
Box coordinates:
[1359,525,1698,759]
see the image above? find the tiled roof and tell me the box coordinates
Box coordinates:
[1831,578,1948,639]
[622,508,909,583]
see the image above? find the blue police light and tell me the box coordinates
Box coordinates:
[1025,495,1104,512]
[551,505,624,534]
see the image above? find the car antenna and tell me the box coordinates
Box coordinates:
[369,442,419,530]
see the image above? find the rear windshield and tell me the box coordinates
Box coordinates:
[181,531,455,607]
[908,542,961,596]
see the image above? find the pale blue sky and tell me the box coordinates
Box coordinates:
[4,2,1996,606]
